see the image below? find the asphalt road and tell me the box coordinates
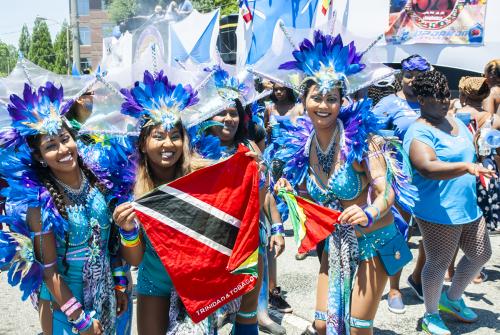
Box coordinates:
[1,233,498,335]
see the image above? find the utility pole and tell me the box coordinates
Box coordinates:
[70,0,81,73]
[66,25,70,74]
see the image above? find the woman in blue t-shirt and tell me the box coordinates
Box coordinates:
[403,70,495,335]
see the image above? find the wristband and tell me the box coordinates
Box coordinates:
[270,223,285,236]
[362,210,374,228]
[65,301,82,318]
[113,266,129,292]
[366,205,381,221]
[120,225,140,247]
[71,310,95,332]
[60,297,77,313]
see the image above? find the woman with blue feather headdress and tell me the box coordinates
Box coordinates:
[0,81,126,335]
[252,27,419,335]
[180,64,288,335]
[109,69,221,335]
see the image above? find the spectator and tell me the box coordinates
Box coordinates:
[483,59,500,114]
[372,55,431,315]
[403,70,494,335]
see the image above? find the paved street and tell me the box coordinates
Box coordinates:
[1,233,498,335]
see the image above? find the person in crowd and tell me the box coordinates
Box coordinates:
[264,82,303,137]
[182,65,287,335]
[403,70,494,335]
[372,54,434,312]
[483,59,500,114]
[372,54,430,140]
[112,71,219,335]
[0,82,127,334]
[372,54,432,315]
[65,91,94,129]
[266,30,416,335]
[445,76,500,285]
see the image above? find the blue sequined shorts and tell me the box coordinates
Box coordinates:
[357,223,398,261]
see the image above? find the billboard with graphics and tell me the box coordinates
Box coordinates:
[385,0,487,44]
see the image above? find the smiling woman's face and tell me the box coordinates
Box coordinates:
[305,84,341,130]
[143,124,184,171]
[210,107,240,144]
[38,129,79,175]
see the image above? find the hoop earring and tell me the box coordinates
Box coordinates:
[40,161,48,168]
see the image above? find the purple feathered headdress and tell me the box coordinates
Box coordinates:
[6,82,73,137]
[279,30,366,93]
[120,70,199,131]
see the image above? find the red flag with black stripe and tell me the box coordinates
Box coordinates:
[133,145,260,323]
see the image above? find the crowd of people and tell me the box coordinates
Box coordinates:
[0,25,498,335]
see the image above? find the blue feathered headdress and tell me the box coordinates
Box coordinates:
[7,82,73,137]
[180,65,263,129]
[279,30,365,94]
[209,65,249,101]
[120,70,199,131]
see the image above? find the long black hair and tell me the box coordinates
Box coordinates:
[26,123,113,274]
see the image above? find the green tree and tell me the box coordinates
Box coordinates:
[0,42,17,77]
[191,0,238,16]
[18,24,31,58]
[53,22,72,74]
[28,18,55,71]
[215,0,238,16]
[109,0,139,23]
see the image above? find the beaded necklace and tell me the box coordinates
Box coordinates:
[314,123,339,174]
[52,173,90,206]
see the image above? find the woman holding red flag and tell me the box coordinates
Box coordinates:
[257,30,418,335]
[111,70,217,335]
[180,65,286,335]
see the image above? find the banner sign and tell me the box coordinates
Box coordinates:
[385,0,487,45]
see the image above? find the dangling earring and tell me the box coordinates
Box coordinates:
[40,161,48,168]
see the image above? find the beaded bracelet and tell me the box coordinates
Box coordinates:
[366,205,381,221]
[120,225,140,248]
[113,266,129,293]
[363,210,374,228]
[270,223,285,236]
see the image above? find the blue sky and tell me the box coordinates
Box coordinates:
[0,0,69,47]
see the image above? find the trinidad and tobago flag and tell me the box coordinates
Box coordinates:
[279,190,340,254]
[133,146,260,323]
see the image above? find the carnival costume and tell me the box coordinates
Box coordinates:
[179,65,276,335]
[114,69,217,335]
[0,82,135,334]
[254,30,418,334]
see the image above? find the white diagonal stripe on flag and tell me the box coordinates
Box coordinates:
[134,203,233,256]
[159,185,242,228]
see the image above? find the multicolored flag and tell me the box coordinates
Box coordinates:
[279,190,340,253]
[134,146,260,323]
[239,0,253,23]
[321,0,331,15]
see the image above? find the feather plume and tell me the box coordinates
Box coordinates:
[0,229,43,301]
[6,82,73,137]
[279,31,365,93]
[120,70,199,131]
